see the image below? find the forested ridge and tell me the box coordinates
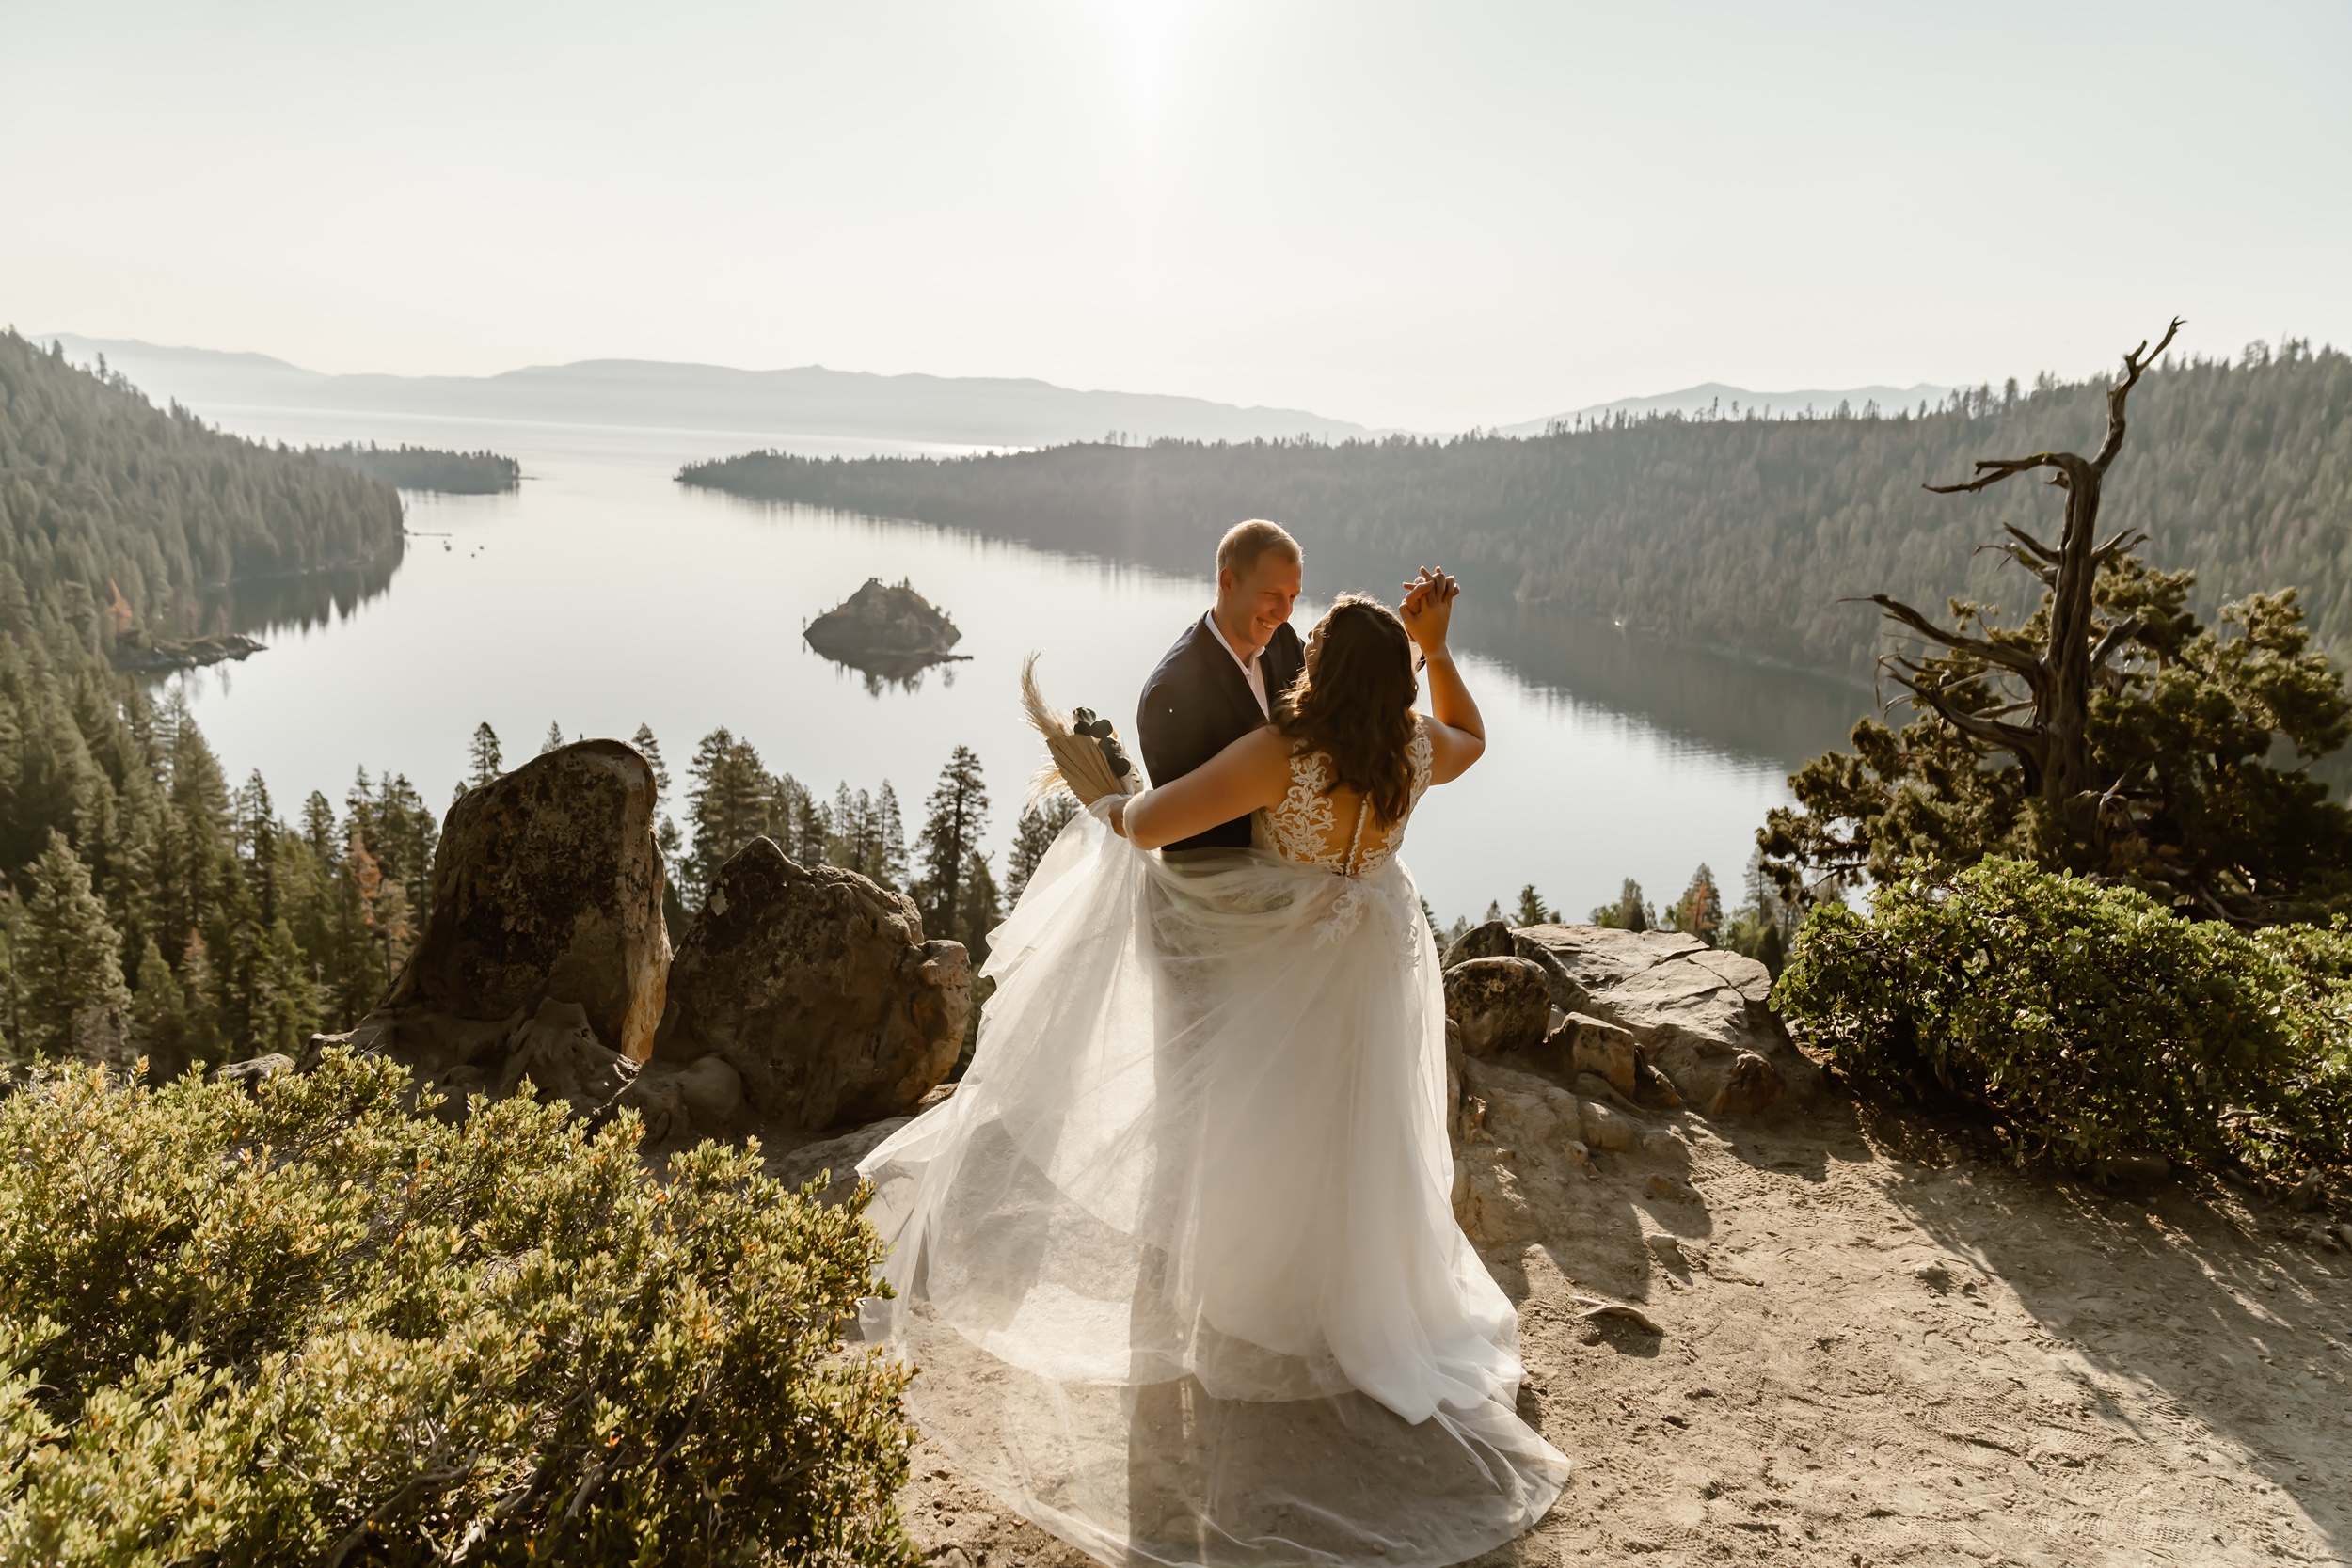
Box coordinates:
[310,441,519,495]
[680,341,2352,682]
[0,330,405,647]
[0,332,1038,1074]
[0,332,433,1070]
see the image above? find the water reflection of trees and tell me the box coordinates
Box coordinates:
[207,558,403,641]
[815,650,968,697]
[1460,600,1871,770]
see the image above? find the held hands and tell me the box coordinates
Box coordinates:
[1397,566,1460,657]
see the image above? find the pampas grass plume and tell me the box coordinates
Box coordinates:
[1022,653,1138,806]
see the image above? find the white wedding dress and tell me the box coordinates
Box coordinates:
[856,719,1569,1566]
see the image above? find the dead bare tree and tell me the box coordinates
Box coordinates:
[1868,318,2185,829]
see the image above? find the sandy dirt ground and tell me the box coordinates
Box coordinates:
[894,1091,2351,1568]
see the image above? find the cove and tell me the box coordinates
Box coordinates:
[169,404,1872,926]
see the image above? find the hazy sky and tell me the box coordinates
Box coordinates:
[4,0,2345,430]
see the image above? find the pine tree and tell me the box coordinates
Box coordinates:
[352,772,437,912]
[826,784,870,876]
[1666,864,1723,945]
[683,728,776,907]
[1591,879,1652,931]
[1513,884,1550,927]
[127,935,189,1073]
[17,832,132,1064]
[300,790,339,860]
[469,722,502,786]
[914,747,989,940]
[1005,797,1079,905]
[631,723,671,805]
[768,774,825,865]
[540,721,565,756]
[175,930,219,1063]
[873,782,908,890]
[956,850,1003,964]
[234,770,278,924]
[250,916,321,1058]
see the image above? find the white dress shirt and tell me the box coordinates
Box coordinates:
[1202,610,1269,719]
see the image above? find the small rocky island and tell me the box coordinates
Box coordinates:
[803,578,967,682]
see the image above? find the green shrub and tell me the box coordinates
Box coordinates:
[0,1050,917,1565]
[1775,858,2352,1175]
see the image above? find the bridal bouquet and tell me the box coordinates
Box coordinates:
[1022,654,1142,805]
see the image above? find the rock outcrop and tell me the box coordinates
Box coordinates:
[771,1115,914,1204]
[1442,918,1517,968]
[381,739,671,1062]
[652,837,971,1133]
[210,1053,294,1092]
[1505,924,1818,1115]
[313,747,967,1155]
[1443,957,1552,1057]
[313,741,687,1130]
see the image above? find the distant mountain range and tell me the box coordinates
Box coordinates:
[38,333,1956,449]
[36,335,1380,450]
[1499,380,1953,436]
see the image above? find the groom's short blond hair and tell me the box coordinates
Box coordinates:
[1216,519,1302,578]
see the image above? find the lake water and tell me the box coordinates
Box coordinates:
[171,404,1873,927]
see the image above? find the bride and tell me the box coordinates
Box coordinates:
[856,569,1568,1567]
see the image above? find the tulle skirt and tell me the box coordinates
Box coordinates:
[856,804,1568,1567]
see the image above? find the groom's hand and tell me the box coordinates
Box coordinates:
[1399,565,1456,617]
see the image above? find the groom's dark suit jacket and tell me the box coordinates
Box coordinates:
[1136,614,1306,852]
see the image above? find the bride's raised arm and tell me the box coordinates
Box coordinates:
[1400,569,1485,785]
[1110,726,1291,848]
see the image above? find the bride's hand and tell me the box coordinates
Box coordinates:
[1398,567,1459,654]
[1106,796,1130,838]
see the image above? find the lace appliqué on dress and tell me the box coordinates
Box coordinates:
[1265,749,1344,871]
[1263,721,1437,948]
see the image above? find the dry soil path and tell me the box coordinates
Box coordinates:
[896,1097,2350,1567]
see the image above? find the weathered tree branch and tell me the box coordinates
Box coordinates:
[1981,541,2059,586]
[2088,618,2142,672]
[1883,663,2046,754]
[2094,316,2185,473]
[2002,523,2061,563]
[1867,320,2183,827]
[2092,527,2148,562]
[1923,453,2060,496]
[1868,594,2046,680]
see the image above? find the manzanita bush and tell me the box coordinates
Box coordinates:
[0,1050,918,1565]
[1776,858,2352,1176]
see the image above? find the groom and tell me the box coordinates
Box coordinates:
[1136,519,1306,851]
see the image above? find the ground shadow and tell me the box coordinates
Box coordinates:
[1861,1096,2351,1556]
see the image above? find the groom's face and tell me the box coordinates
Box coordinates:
[1217,551,1304,657]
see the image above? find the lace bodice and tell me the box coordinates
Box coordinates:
[1258,718,1435,878]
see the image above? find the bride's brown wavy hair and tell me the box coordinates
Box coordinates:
[1275,593,1420,826]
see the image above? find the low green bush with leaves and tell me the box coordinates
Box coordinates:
[1776,858,2352,1176]
[0,1050,917,1565]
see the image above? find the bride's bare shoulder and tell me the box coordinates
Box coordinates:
[1226,722,1297,775]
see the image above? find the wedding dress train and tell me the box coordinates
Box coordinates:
[857,724,1568,1566]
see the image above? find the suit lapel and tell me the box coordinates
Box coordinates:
[1195,617,1266,726]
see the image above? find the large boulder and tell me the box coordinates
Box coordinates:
[1443,957,1551,1058]
[771,1116,915,1205]
[652,837,971,1133]
[1442,918,1517,969]
[382,740,670,1062]
[1507,924,1819,1115]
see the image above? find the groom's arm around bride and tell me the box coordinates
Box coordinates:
[1135,519,1306,852]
